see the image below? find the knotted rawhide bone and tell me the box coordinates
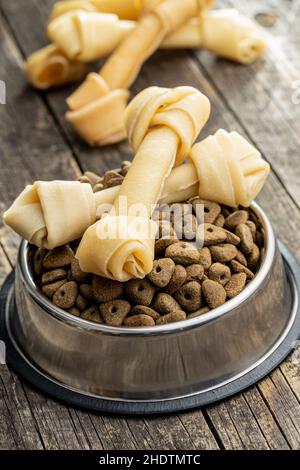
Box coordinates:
[25,44,87,90]
[76,86,210,281]
[3,181,96,249]
[92,130,270,209]
[65,0,210,146]
[48,8,264,65]
[163,8,266,64]
[190,129,270,207]
[49,0,163,22]
[47,12,134,62]
[3,128,268,250]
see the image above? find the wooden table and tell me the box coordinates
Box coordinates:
[1,0,300,451]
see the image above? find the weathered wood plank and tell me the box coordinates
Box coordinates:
[0,245,45,450]
[258,371,300,449]
[243,387,290,450]
[0,11,80,262]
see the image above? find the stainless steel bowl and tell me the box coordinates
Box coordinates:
[8,203,296,402]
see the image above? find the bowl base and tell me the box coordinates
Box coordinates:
[1,241,300,416]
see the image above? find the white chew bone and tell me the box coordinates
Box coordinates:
[3,130,269,250]
[65,0,208,146]
[3,181,96,249]
[190,129,270,207]
[76,86,210,280]
[25,44,87,90]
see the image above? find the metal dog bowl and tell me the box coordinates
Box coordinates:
[1,202,300,415]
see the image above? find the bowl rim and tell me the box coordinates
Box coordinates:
[17,202,276,336]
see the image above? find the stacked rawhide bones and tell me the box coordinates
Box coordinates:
[4,85,270,282]
[25,0,266,147]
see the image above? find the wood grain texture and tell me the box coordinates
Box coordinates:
[0,0,300,451]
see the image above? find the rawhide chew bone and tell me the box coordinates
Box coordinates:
[163,9,266,64]
[190,129,270,207]
[65,0,209,146]
[3,181,96,249]
[76,85,210,281]
[93,130,270,208]
[49,0,163,22]
[48,8,264,65]
[3,129,268,250]
[25,44,87,89]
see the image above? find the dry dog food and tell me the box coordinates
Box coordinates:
[31,166,265,327]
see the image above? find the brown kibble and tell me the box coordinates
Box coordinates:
[42,279,67,298]
[92,275,124,302]
[131,305,161,320]
[185,264,204,283]
[100,300,131,326]
[156,311,186,325]
[78,175,92,185]
[202,279,226,309]
[214,214,225,227]
[43,245,74,269]
[84,171,102,185]
[81,305,103,323]
[225,273,247,299]
[235,249,248,266]
[165,241,200,266]
[210,244,237,263]
[103,170,121,186]
[246,220,257,240]
[198,247,212,270]
[153,293,181,314]
[249,210,262,229]
[41,269,67,285]
[182,214,198,240]
[201,224,227,246]
[147,258,175,288]
[225,210,249,230]
[67,306,81,317]
[75,294,88,312]
[33,248,47,275]
[248,243,261,271]
[93,182,104,193]
[235,223,254,254]
[124,314,155,327]
[223,229,240,246]
[155,237,177,256]
[165,265,187,294]
[121,160,131,176]
[208,263,231,286]
[125,279,155,306]
[71,259,89,282]
[175,281,202,312]
[53,281,78,309]
[230,260,254,280]
[105,176,124,188]
[192,198,221,224]
[187,306,210,319]
[79,283,94,299]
